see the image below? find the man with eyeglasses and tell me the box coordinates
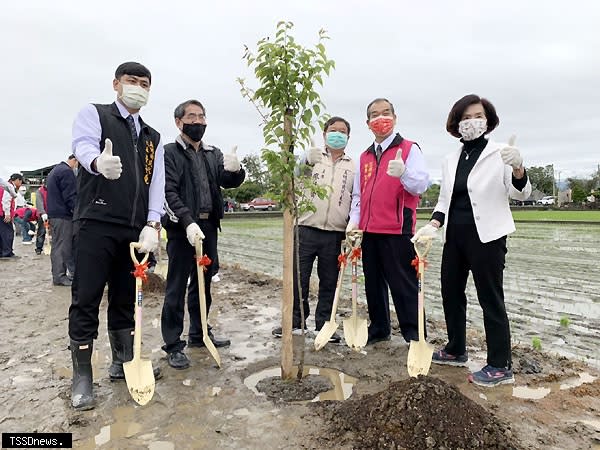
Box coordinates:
[69,61,164,410]
[347,98,429,346]
[160,99,245,370]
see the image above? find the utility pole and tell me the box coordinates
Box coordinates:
[557,171,562,207]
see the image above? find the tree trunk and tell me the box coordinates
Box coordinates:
[281,112,294,380]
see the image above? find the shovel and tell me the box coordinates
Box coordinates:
[343,230,368,350]
[407,237,434,377]
[123,242,155,405]
[194,235,221,368]
[43,222,51,255]
[314,244,348,351]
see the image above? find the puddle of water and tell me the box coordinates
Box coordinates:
[243,365,357,402]
[559,372,597,390]
[512,386,552,400]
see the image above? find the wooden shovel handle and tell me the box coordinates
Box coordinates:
[130,242,150,265]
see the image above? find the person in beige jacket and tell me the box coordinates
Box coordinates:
[272,116,355,342]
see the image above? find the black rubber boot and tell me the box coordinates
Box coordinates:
[70,339,95,410]
[108,329,134,381]
[108,329,162,380]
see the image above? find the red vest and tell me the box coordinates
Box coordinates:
[39,186,48,211]
[358,138,419,235]
[0,186,15,218]
[13,207,39,221]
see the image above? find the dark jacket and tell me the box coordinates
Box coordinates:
[47,162,77,219]
[163,140,245,238]
[74,103,161,229]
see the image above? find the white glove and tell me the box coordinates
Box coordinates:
[223,145,241,172]
[96,138,123,179]
[186,222,205,246]
[500,135,523,169]
[306,139,323,165]
[41,213,48,222]
[138,225,159,253]
[346,221,358,235]
[411,223,438,244]
[387,149,406,178]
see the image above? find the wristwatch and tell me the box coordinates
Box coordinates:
[146,220,161,230]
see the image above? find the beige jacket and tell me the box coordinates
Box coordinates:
[298,151,356,232]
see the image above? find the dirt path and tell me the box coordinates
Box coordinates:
[0,250,599,449]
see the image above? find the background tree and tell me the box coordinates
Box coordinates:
[527,165,555,195]
[420,183,440,208]
[238,21,334,379]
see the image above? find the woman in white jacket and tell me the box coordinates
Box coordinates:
[413,94,531,387]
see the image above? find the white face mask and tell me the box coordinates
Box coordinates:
[120,84,149,110]
[458,118,487,141]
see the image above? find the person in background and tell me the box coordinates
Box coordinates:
[69,61,164,409]
[347,98,429,346]
[271,116,355,343]
[161,99,245,370]
[0,174,23,258]
[12,205,39,244]
[46,155,78,286]
[412,94,531,387]
[35,181,49,255]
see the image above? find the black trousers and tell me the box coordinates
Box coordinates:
[161,219,217,353]
[69,220,141,341]
[441,223,511,368]
[362,232,419,342]
[292,226,345,330]
[35,217,46,252]
[0,219,14,257]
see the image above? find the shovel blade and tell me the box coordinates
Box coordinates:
[123,358,155,405]
[314,321,338,351]
[204,336,222,368]
[343,316,368,351]
[406,340,434,377]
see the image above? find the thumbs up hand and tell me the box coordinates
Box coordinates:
[386,149,406,178]
[223,145,241,172]
[306,138,323,165]
[500,135,523,169]
[96,138,122,179]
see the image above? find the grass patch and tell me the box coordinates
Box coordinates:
[511,210,600,222]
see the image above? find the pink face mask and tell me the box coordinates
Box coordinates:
[369,116,394,135]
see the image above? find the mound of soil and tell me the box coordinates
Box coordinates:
[317,376,521,450]
[256,375,334,402]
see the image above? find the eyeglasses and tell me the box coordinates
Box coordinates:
[183,113,206,121]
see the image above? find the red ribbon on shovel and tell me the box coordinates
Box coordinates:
[132,261,149,282]
[196,255,212,272]
[337,252,348,268]
[350,247,362,261]
[411,256,428,276]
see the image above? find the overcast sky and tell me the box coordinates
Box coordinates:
[1,0,598,182]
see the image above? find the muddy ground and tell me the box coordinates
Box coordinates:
[1,248,599,449]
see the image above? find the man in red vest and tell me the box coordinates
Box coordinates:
[0,174,23,258]
[347,98,430,345]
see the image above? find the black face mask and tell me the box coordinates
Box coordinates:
[182,123,206,142]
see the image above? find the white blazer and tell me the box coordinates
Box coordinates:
[434,139,532,244]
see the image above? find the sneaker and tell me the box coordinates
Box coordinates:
[271,326,307,338]
[167,350,190,370]
[469,365,515,387]
[22,241,33,245]
[28,230,36,236]
[188,331,231,348]
[212,273,221,283]
[328,332,342,343]
[432,349,468,366]
[35,249,42,255]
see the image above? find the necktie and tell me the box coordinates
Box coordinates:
[376,144,383,163]
[126,115,138,147]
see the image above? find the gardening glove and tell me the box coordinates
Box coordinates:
[306,139,323,165]
[186,222,205,247]
[41,213,48,222]
[223,145,241,172]
[137,225,159,253]
[411,223,438,244]
[500,135,523,169]
[96,138,122,179]
[387,149,406,178]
